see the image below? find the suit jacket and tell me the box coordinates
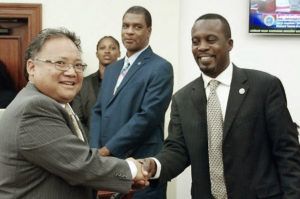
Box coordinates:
[90,46,173,159]
[72,70,101,137]
[0,83,132,199]
[156,65,300,199]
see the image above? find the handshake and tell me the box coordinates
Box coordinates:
[98,147,157,190]
[127,158,157,190]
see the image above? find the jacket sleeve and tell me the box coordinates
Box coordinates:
[265,77,300,198]
[18,98,132,193]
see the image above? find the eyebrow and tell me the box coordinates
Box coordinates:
[55,57,82,62]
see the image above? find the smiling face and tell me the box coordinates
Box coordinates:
[191,19,233,78]
[27,37,83,103]
[96,37,120,67]
[122,13,151,57]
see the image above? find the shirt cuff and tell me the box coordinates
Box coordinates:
[151,157,161,179]
[126,159,137,179]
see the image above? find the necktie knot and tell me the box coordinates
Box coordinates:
[64,103,73,115]
[209,80,220,93]
[121,61,130,72]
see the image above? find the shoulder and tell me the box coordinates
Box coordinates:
[84,71,99,80]
[25,93,63,115]
[83,71,99,83]
[143,53,173,77]
[236,66,280,85]
[150,52,172,66]
[9,86,65,123]
[173,77,201,98]
[80,71,99,89]
[104,59,124,74]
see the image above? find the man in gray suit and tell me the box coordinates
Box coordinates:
[0,28,148,199]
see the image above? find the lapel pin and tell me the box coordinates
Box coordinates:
[138,62,142,65]
[239,88,245,95]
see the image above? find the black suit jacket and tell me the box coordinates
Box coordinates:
[72,70,101,137]
[156,65,300,199]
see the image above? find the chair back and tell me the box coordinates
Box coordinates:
[0,109,5,119]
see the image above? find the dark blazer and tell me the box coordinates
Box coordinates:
[90,46,173,198]
[72,70,101,136]
[156,65,300,199]
[0,83,132,199]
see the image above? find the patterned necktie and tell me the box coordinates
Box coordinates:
[207,80,227,199]
[113,61,131,95]
[65,104,84,141]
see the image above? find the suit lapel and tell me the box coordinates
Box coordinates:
[223,65,249,140]
[108,47,153,104]
[191,76,207,117]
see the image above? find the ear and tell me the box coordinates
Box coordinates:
[147,27,152,38]
[228,38,233,52]
[26,59,36,80]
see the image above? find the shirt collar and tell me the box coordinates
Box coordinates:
[202,62,233,89]
[125,45,149,66]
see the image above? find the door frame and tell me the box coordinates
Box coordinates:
[0,3,42,41]
[0,3,42,90]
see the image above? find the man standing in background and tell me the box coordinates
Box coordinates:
[90,6,173,199]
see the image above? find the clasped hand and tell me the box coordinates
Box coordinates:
[127,158,157,190]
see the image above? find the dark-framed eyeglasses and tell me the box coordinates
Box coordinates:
[34,58,87,73]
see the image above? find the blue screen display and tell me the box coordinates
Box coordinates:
[249,0,300,34]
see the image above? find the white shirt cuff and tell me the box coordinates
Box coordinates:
[151,157,161,179]
[126,159,137,179]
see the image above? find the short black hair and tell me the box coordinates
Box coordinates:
[123,6,152,27]
[24,27,81,81]
[96,36,120,51]
[195,13,231,39]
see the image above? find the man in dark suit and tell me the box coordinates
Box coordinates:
[0,28,148,199]
[141,13,300,199]
[90,6,173,199]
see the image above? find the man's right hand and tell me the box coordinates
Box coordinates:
[127,157,149,190]
[138,158,157,179]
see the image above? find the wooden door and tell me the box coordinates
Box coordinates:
[0,3,42,91]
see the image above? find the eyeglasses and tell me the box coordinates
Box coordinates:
[34,58,87,73]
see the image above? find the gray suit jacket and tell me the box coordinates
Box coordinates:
[72,70,101,136]
[0,83,132,199]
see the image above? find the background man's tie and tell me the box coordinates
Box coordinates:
[113,61,131,95]
[65,104,84,141]
[207,80,227,199]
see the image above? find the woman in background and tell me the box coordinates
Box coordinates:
[0,60,16,108]
[71,36,120,136]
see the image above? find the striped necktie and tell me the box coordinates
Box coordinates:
[113,61,131,95]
